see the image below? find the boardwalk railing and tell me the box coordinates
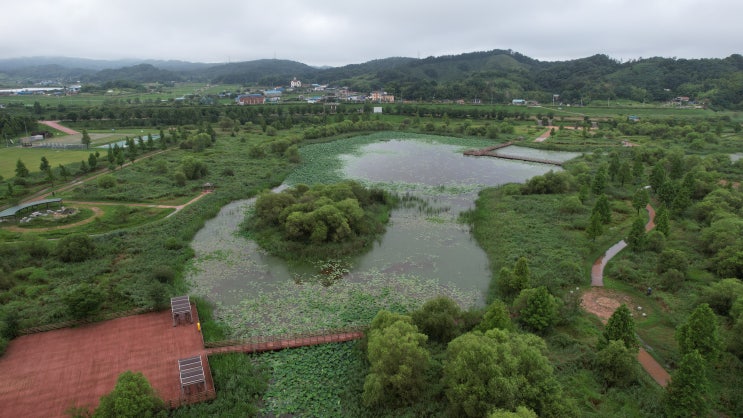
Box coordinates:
[204,326,367,354]
[167,388,217,409]
[19,307,155,335]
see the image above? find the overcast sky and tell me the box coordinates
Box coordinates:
[2,0,740,66]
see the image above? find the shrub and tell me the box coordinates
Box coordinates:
[97,175,116,189]
[55,234,95,262]
[152,266,175,284]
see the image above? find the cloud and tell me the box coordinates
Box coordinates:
[1,0,740,66]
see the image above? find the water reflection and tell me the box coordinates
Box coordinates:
[186,137,579,307]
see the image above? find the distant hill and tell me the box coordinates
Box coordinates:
[0,50,741,109]
[194,59,317,85]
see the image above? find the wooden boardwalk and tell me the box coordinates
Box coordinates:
[205,330,365,355]
[463,142,563,166]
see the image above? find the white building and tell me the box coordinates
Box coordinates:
[290,77,302,88]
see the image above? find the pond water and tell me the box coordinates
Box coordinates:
[185,135,580,334]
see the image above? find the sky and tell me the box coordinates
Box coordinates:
[2,0,741,67]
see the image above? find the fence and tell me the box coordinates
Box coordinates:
[18,307,154,335]
[167,388,217,409]
[204,325,367,354]
[31,143,88,150]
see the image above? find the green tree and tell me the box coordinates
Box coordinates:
[55,233,95,262]
[81,129,91,149]
[58,164,71,181]
[63,283,104,320]
[513,257,531,290]
[94,371,166,418]
[632,188,650,214]
[363,314,430,407]
[608,152,620,181]
[627,216,646,250]
[617,160,632,187]
[594,340,639,388]
[649,163,667,192]
[632,157,645,184]
[477,299,513,332]
[592,164,608,195]
[599,304,639,351]
[513,286,559,332]
[444,329,571,417]
[663,350,711,418]
[412,296,464,343]
[39,156,50,172]
[88,153,98,171]
[676,303,722,363]
[15,159,29,177]
[586,211,603,241]
[592,194,611,224]
[655,205,670,236]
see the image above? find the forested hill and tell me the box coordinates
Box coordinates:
[1,50,742,108]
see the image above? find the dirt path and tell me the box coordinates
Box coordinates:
[534,126,558,142]
[2,207,104,233]
[39,120,79,135]
[582,204,671,387]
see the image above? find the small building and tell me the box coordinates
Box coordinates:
[290,77,302,88]
[236,94,265,105]
[512,99,526,105]
[369,91,394,103]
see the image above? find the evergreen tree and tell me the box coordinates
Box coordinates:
[58,164,70,181]
[599,304,639,351]
[632,158,645,184]
[608,152,620,181]
[13,159,28,179]
[617,160,632,187]
[592,194,611,224]
[632,188,650,214]
[676,303,722,363]
[655,206,670,236]
[592,164,609,195]
[627,216,647,250]
[586,212,603,241]
[88,153,98,170]
[663,350,711,418]
[39,156,50,172]
[81,129,91,149]
[649,163,667,192]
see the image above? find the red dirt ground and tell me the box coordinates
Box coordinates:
[0,308,208,417]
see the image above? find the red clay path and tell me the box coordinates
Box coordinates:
[38,120,79,135]
[582,203,671,387]
[0,308,209,417]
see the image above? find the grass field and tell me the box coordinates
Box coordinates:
[0,147,92,178]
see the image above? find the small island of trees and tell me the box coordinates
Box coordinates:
[245,180,396,259]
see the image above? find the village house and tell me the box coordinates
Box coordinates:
[235,94,265,105]
[369,91,394,103]
[290,77,302,88]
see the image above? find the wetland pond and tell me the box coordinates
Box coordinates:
[186,133,580,337]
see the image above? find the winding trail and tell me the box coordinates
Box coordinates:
[582,203,671,387]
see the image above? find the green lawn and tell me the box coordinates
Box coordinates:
[0,147,91,178]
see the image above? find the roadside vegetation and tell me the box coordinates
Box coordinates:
[1,97,742,416]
